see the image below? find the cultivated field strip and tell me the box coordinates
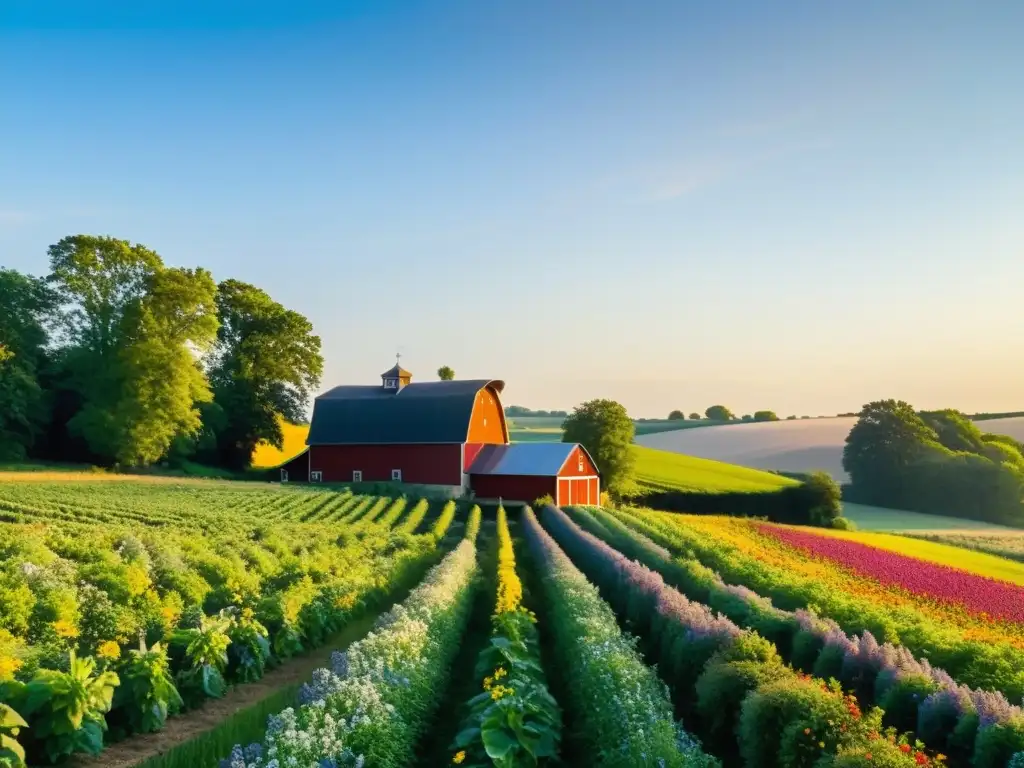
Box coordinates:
[536,505,1022,767]
[566,506,1024,765]
[0,476,461,767]
[607,507,1024,702]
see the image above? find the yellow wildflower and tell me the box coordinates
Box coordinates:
[452,751,466,764]
[52,619,79,639]
[0,656,22,680]
[490,684,515,701]
[97,641,121,660]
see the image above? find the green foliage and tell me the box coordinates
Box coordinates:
[202,279,323,470]
[689,412,702,420]
[754,410,779,422]
[0,270,57,461]
[111,642,182,735]
[14,651,118,764]
[0,702,27,768]
[437,365,455,381]
[830,516,856,530]
[705,405,735,421]
[973,716,1024,768]
[843,400,1024,525]
[44,236,221,467]
[561,398,636,496]
[668,409,685,420]
[225,609,272,684]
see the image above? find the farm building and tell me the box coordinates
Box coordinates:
[283,361,599,504]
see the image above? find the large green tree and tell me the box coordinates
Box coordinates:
[667,410,685,420]
[205,279,322,469]
[0,269,57,459]
[842,399,944,503]
[753,410,779,422]
[561,398,636,496]
[46,235,218,465]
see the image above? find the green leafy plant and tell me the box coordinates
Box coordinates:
[174,618,230,709]
[15,651,118,764]
[0,702,28,768]
[110,641,182,736]
[226,609,272,684]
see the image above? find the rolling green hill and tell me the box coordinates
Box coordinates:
[631,444,798,493]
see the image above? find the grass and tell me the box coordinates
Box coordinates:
[631,444,798,493]
[251,420,310,468]
[796,522,1024,585]
[839,502,1019,532]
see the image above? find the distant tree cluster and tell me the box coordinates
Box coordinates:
[667,409,685,420]
[437,365,455,381]
[843,400,1024,526]
[0,235,323,469]
[504,405,568,418]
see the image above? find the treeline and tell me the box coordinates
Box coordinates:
[504,405,568,418]
[843,400,1024,526]
[0,235,322,470]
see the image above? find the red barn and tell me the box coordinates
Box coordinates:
[298,361,600,503]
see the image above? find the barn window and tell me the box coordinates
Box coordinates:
[391,469,402,482]
[578,454,584,472]
[483,418,487,427]
[383,378,397,389]
[280,469,289,483]
[310,471,323,482]
[352,470,363,483]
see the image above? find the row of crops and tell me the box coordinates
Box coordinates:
[0,478,457,766]
[3,478,1024,767]
[215,502,1024,767]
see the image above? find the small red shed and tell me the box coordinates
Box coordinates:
[468,443,601,506]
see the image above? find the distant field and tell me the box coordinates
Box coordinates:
[636,415,1024,483]
[251,420,310,468]
[839,502,1020,532]
[508,415,725,442]
[905,530,1024,563]
[632,444,798,493]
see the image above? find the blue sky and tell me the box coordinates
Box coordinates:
[2,1,1022,418]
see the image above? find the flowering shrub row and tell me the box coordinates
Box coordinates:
[539,505,949,768]
[222,517,481,768]
[522,507,718,767]
[573,506,1024,767]
[450,506,562,766]
[758,524,1024,624]
[0,482,449,765]
[609,508,1024,703]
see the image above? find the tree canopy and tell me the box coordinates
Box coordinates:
[0,235,322,470]
[688,412,701,420]
[437,365,455,381]
[203,279,323,470]
[843,400,1024,525]
[753,410,779,422]
[562,398,636,496]
[667,409,685,420]
[0,269,57,459]
[705,405,735,421]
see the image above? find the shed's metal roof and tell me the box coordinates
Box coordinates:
[469,443,587,476]
[306,379,505,445]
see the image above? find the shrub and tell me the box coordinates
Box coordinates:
[0,703,27,767]
[974,716,1024,768]
[738,676,877,768]
[11,651,119,764]
[532,494,554,510]
[831,517,855,530]
[109,642,182,736]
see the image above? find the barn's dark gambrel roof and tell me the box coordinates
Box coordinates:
[469,443,599,476]
[306,379,506,445]
[380,363,412,379]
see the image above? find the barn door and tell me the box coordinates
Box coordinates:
[558,479,571,506]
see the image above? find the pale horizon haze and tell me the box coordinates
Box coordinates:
[2,2,1022,418]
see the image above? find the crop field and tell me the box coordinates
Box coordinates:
[3,478,1023,767]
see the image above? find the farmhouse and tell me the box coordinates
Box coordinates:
[283,361,600,504]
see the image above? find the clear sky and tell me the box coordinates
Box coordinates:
[2,1,1022,419]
